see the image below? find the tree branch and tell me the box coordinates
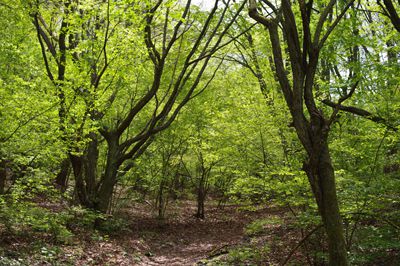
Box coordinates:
[322,99,398,131]
[318,0,356,49]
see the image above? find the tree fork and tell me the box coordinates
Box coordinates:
[249,0,350,264]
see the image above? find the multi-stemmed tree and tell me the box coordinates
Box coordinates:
[30,0,246,212]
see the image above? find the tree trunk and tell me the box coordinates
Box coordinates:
[196,191,205,219]
[196,174,206,219]
[304,142,348,266]
[55,158,70,192]
[0,160,6,194]
[96,137,120,213]
[69,138,100,209]
[68,133,119,213]
[169,172,180,201]
[157,179,166,219]
[248,2,349,263]
[70,154,90,207]
[84,133,99,204]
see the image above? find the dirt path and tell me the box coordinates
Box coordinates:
[121,201,256,265]
[4,201,289,265]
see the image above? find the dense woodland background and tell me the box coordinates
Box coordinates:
[0,0,399,265]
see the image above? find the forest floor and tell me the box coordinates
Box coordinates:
[122,201,299,265]
[1,200,306,265]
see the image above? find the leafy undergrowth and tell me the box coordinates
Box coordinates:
[0,200,399,265]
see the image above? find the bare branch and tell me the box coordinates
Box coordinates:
[318,0,356,49]
[33,14,55,82]
[248,0,273,27]
[94,0,111,89]
[327,80,359,126]
[381,0,400,32]
[313,0,337,46]
[144,0,163,64]
[322,99,398,131]
[188,22,256,65]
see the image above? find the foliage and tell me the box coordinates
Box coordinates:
[0,199,73,244]
[244,216,283,237]
[226,244,270,265]
[0,0,399,264]
[349,224,400,265]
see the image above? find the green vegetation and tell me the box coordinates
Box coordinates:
[245,216,283,237]
[0,0,399,265]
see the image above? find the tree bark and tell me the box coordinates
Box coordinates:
[55,158,70,192]
[196,171,206,219]
[96,136,120,213]
[304,142,348,265]
[84,133,99,204]
[67,134,119,213]
[382,0,400,33]
[157,179,166,219]
[0,160,6,194]
[196,188,205,219]
[70,155,85,202]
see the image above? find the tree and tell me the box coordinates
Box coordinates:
[378,0,400,32]
[29,0,246,212]
[248,0,359,264]
[0,1,62,195]
[188,128,219,219]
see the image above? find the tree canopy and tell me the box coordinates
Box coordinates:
[0,0,399,265]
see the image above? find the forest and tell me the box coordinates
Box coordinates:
[0,0,399,265]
